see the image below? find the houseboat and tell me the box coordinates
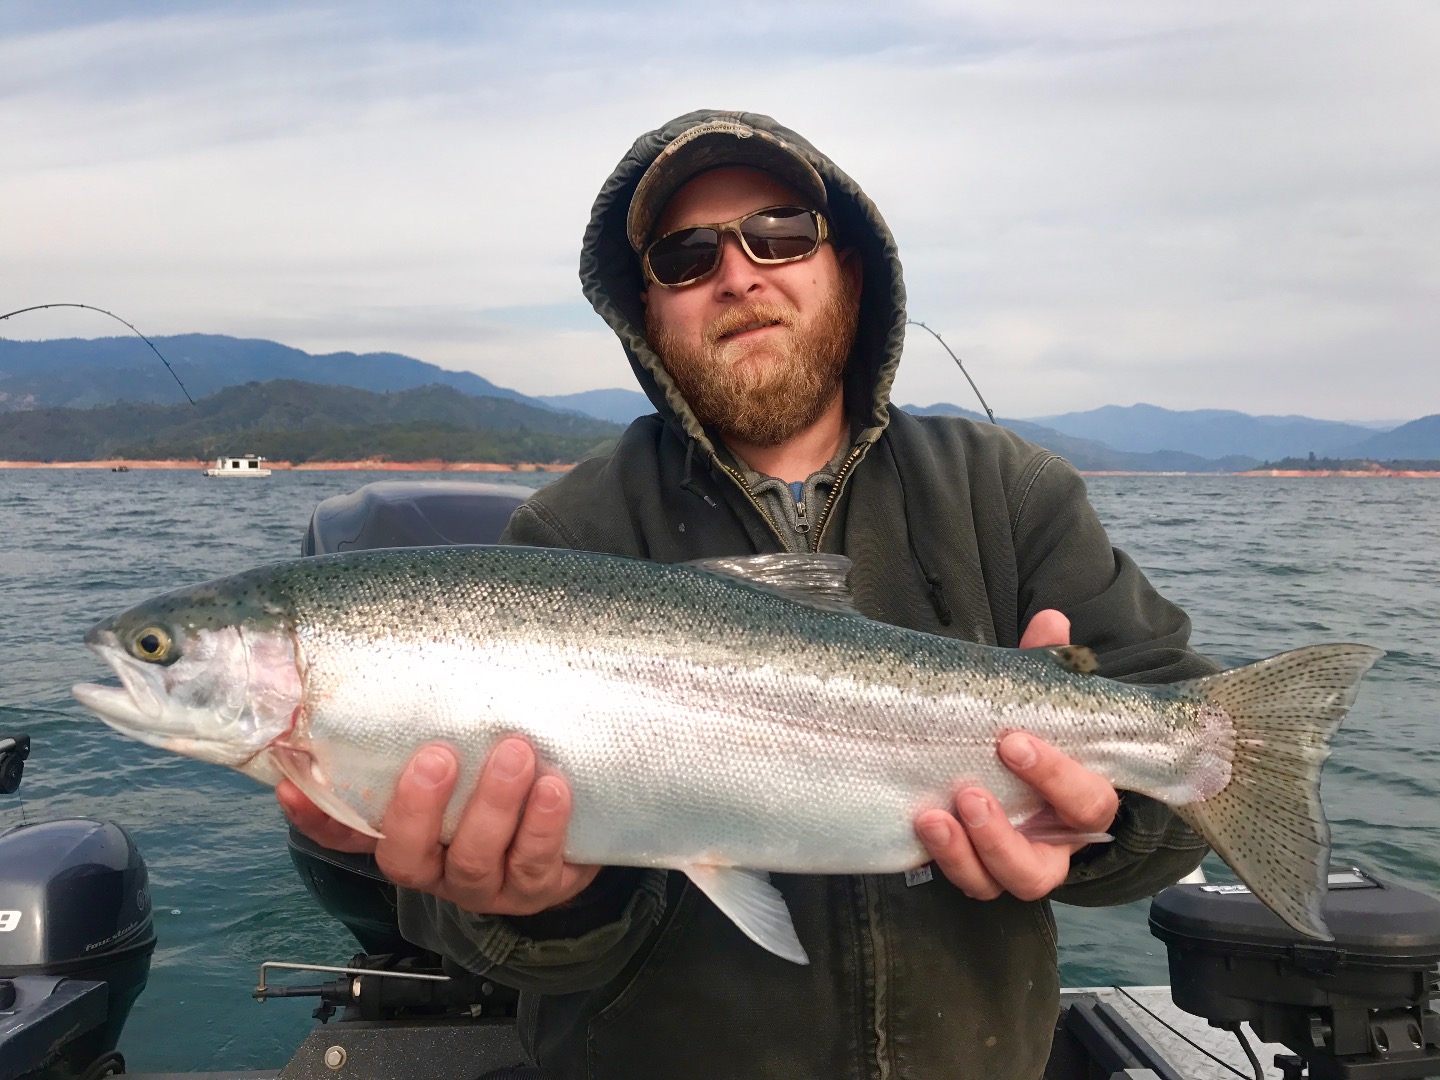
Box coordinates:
[203,454,272,477]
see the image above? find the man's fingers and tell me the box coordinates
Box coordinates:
[1019,608,1070,650]
[276,779,379,854]
[915,809,1003,901]
[442,739,536,895]
[998,733,1119,833]
[502,776,576,909]
[952,788,1069,902]
[556,861,603,900]
[374,745,457,890]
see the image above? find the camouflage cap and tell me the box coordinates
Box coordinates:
[626,118,830,253]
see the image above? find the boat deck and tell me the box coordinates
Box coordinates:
[1060,985,1291,1078]
[122,985,1296,1080]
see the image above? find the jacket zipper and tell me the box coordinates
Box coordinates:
[810,443,868,552]
[714,459,787,548]
[709,439,871,553]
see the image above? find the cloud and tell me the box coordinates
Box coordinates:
[1,1,1435,419]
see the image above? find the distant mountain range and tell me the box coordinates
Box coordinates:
[1031,403,1392,460]
[904,404,1260,473]
[0,380,620,463]
[3,334,1435,468]
[534,388,656,425]
[908,402,1440,469]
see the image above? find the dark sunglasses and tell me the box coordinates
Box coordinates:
[642,206,829,288]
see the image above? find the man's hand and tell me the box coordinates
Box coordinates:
[277,739,601,916]
[914,609,1120,902]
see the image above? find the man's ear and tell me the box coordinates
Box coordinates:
[838,247,863,302]
[639,287,649,309]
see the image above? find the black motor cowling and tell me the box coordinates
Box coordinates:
[300,479,529,557]
[1151,867,1440,1080]
[0,816,157,1080]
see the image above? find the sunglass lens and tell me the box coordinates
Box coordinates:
[647,227,720,286]
[741,208,820,260]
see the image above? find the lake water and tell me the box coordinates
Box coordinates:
[1,469,1436,1071]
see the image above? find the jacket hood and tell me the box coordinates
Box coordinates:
[579,109,908,461]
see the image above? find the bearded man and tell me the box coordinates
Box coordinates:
[282,110,1216,1080]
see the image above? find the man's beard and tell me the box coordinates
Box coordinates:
[646,280,860,448]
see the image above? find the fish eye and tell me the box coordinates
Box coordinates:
[133,627,172,662]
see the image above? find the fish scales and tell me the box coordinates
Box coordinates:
[73,545,1384,963]
[280,548,1197,869]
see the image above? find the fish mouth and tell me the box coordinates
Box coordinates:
[72,681,175,750]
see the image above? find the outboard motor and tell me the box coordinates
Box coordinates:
[0,734,157,1080]
[1151,867,1440,1079]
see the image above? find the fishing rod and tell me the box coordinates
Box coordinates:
[0,302,195,405]
[905,319,995,424]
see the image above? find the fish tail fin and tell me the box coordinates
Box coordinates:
[1173,643,1384,940]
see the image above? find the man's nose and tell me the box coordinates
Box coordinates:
[709,234,766,298]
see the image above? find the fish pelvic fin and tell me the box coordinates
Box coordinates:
[270,745,384,841]
[684,865,810,965]
[1173,642,1384,940]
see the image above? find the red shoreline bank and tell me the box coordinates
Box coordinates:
[1237,469,1440,478]
[0,459,575,472]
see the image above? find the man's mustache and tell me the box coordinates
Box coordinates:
[706,303,796,346]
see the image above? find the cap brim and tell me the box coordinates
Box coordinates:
[627,119,829,252]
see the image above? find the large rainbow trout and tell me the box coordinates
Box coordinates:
[73,546,1381,964]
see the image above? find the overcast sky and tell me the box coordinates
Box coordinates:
[1,1,1436,421]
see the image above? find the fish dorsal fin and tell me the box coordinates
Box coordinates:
[686,553,858,614]
[1045,645,1099,674]
[684,865,810,965]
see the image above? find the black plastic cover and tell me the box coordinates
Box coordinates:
[0,734,28,795]
[1150,868,1440,969]
[0,819,155,973]
[1151,868,1440,1070]
[0,976,108,1080]
[301,480,531,556]
[287,825,410,956]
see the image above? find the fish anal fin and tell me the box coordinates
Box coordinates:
[686,554,858,615]
[270,744,384,840]
[1046,645,1099,674]
[684,865,809,965]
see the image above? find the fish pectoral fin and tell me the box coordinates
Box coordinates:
[1014,805,1113,846]
[1044,645,1099,674]
[270,745,384,841]
[684,865,810,965]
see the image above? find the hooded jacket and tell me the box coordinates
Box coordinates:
[397,109,1214,1080]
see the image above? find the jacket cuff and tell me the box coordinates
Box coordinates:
[1054,793,1207,907]
[396,868,669,992]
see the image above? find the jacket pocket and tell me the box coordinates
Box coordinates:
[517,987,540,1062]
[584,880,701,1073]
[1029,898,1059,964]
